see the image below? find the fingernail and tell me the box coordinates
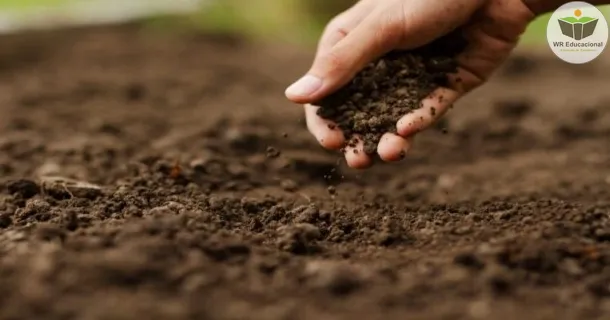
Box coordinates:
[286,75,322,98]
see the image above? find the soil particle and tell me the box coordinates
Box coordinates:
[40,177,103,200]
[0,214,12,228]
[266,146,281,158]
[494,98,534,119]
[315,32,467,154]
[305,261,367,296]
[577,108,600,124]
[280,179,299,192]
[5,179,40,199]
[377,216,410,247]
[292,204,322,223]
[454,252,486,270]
[124,82,146,101]
[277,223,322,255]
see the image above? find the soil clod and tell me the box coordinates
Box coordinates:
[6,179,40,199]
[266,146,281,158]
[494,99,534,119]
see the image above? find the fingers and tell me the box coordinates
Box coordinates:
[305,104,412,168]
[286,0,486,105]
[304,104,345,150]
[286,6,403,104]
[397,87,460,137]
[377,133,412,162]
[394,17,524,137]
[344,137,373,169]
[395,50,488,137]
[343,133,411,168]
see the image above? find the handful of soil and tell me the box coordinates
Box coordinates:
[315,31,468,155]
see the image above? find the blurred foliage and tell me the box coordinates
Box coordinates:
[188,0,353,44]
[0,0,608,47]
[306,0,353,24]
[192,0,609,46]
[0,0,72,10]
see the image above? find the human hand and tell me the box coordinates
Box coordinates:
[285,0,535,169]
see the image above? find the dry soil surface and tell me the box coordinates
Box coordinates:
[0,24,610,320]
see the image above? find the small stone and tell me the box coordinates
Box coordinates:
[66,182,102,199]
[40,177,102,200]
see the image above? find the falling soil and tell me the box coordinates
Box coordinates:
[1,24,610,320]
[316,32,467,154]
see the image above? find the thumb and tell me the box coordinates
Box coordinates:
[285,8,401,104]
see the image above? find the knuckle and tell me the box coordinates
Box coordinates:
[379,24,402,48]
[375,11,404,49]
[327,15,344,28]
[322,50,348,75]
[327,15,350,37]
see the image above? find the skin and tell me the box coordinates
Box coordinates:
[285,0,610,169]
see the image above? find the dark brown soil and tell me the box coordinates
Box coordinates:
[316,32,466,154]
[1,24,610,320]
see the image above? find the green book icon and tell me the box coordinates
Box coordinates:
[558,16,599,40]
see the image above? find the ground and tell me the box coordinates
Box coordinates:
[0,24,610,320]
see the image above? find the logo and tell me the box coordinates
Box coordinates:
[547,1,608,64]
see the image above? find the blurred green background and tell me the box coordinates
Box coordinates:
[0,0,608,47]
